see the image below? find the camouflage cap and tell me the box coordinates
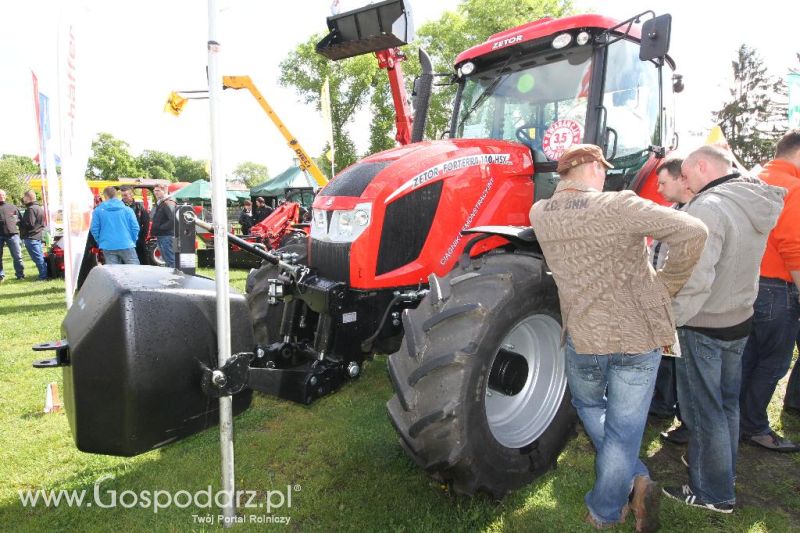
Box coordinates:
[556,144,614,174]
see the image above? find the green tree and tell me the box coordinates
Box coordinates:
[173,155,208,183]
[313,147,335,180]
[0,155,38,201]
[85,132,141,180]
[714,44,789,168]
[415,0,574,139]
[137,150,177,182]
[233,161,270,187]
[279,35,381,170]
[368,85,399,154]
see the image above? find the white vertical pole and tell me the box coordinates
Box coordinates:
[207,0,236,526]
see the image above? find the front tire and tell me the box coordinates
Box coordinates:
[387,252,576,498]
[245,240,308,345]
[146,240,165,267]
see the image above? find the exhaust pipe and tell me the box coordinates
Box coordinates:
[411,48,433,143]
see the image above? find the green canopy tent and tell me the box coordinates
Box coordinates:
[249,166,315,198]
[170,179,242,203]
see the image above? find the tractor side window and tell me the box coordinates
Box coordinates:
[661,64,676,150]
[601,39,661,188]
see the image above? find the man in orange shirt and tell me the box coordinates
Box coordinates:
[740,129,800,452]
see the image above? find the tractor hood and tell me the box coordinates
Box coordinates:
[313,139,533,210]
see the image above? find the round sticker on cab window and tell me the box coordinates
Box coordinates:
[542,119,582,160]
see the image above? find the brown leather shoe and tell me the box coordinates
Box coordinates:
[584,505,629,529]
[630,476,661,532]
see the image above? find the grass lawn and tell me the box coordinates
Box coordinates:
[1,257,799,532]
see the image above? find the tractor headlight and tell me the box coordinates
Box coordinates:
[552,33,572,49]
[313,209,326,229]
[354,209,370,226]
[313,202,372,243]
[338,212,353,236]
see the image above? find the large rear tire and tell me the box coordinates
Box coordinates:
[387,252,576,498]
[245,240,308,345]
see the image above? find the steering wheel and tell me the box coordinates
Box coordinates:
[515,125,537,150]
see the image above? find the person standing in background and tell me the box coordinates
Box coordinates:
[239,199,255,235]
[664,145,784,513]
[120,185,150,265]
[0,189,24,282]
[150,184,177,268]
[90,186,140,265]
[739,130,800,452]
[648,158,695,446]
[19,190,48,280]
[531,144,707,531]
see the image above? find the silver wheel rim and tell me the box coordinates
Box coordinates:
[152,246,165,266]
[485,314,566,449]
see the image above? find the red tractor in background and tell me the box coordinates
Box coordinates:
[38,2,680,499]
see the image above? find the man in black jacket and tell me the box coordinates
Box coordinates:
[0,189,25,282]
[252,197,272,224]
[150,184,177,268]
[20,190,48,280]
[238,199,254,235]
[120,186,151,265]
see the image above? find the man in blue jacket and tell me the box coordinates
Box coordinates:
[90,186,140,265]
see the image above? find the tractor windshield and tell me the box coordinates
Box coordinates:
[453,37,664,180]
[454,46,594,161]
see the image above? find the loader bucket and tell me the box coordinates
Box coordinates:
[316,0,414,61]
[60,265,254,456]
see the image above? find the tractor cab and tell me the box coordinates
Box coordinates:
[450,13,677,202]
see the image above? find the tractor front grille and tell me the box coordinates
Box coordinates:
[310,240,351,284]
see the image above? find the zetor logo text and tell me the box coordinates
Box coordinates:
[492,35,523,50]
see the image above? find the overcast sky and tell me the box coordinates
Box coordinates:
[0,0,796,177]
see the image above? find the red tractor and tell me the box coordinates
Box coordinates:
[37,3,679,499]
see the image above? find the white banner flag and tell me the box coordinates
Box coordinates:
[32,73,62,236]
[58,9,93,308]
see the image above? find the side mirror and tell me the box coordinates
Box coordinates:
[639,14,671,61]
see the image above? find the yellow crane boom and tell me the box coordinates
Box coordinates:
[222,75,328,188]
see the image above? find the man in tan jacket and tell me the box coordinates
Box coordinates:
[530,144,707,532]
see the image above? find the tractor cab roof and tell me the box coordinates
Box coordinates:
[455,13,658,67]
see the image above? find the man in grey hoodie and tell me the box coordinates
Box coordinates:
[662,145,785,513]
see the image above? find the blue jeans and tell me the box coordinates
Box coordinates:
[786,330,800,411]
[0,234,24,279]
[103,248,140,265]
[740,278,800,434]
[23,238,48,279]
[566,340,660,525]
[156,236,175,268]
[649,356,679,418]
[675,329,747,506]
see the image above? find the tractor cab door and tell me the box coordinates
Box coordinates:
[599,38,671,192]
